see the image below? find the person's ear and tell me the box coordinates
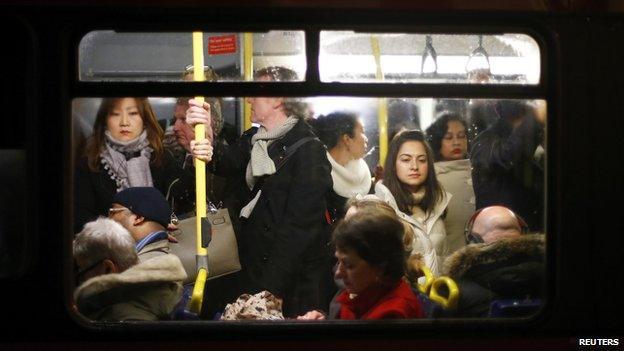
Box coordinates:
[102,259,119,274]
[272,97,284,110]
[341,133,352,147]
[133,215,146,226]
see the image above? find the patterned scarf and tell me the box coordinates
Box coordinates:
[100,130,153,192]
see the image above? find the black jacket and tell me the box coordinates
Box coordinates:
[470,115,544,231]
[443,234,545,317]
[210,118,333,317]
[74,150,184,233]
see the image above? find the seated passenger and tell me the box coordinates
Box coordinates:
[74,97,185,233]
[186,66,332,317]
[374,130,451,276]
[108,187,174,262]
[426,112,475,256]
[470,100,545,231]
[297,208,423,320]
[73,217,186,321]
[442,206,544,317]
[310,112,372,221]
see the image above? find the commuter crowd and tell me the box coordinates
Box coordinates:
[73,66,546,321]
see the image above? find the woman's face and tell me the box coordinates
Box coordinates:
[395,140,429,193]
[106,98,144,142]
[335,247,382,295]
[345,120,368,160]
[439,120,468,161]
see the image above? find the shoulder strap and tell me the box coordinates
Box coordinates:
[275,136,318,171]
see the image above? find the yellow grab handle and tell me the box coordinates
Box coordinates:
[188,268,208,314]
[416,264,435,294]
[243,33,254,130]
[189,31,209,315]
[370,36,388,167]
[429,276,459,310]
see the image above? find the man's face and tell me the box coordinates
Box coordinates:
[173,98,196,152]
[108,204,138,240]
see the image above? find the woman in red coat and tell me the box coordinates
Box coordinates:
[298,205,424,320]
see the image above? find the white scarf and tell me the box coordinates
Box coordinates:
[240,116,299,218]
[100,130,153,192]
[327,152,371,198]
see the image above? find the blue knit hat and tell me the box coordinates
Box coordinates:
[112,187,171,228]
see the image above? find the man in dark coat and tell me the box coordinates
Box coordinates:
[470,99,545,231]
[444,206,544,317]
[185,66,333,317]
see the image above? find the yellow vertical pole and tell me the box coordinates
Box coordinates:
[189,31,208,314]
[370,36,388,167]
[243,33,254,130]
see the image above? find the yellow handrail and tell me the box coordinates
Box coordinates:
[370,35,388,167]
[189,31,208,315]
[429,276,459,310]
[243,32,254,130]
[416,263,435,294]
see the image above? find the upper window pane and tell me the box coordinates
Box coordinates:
[78,31,306,82]
[320,32,540,84]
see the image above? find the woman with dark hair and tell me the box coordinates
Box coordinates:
[310,112,371,220]
[373,130,450,276]
[425,112,475,255]
[74,97,192,233]
[297,207,423,320]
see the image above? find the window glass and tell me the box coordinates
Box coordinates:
[78,31,306,81]
[320,32,541,84]
[72,95,545,322]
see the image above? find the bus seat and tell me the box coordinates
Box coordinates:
[170,284,200,320]
[488,298,542,318]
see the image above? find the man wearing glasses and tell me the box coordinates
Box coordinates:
[108,186,173,262]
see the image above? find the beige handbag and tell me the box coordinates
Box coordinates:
[169,208,242,284]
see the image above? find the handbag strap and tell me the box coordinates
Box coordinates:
[251,136,319,197]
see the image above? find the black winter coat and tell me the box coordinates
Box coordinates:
[210,118,333,317]
[443,234,545,317]
[74,150,185,233]
[470,115,544,231]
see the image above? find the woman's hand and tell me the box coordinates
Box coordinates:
[190,139,213,163]
[296,310,326,320]
[186,98,214,144]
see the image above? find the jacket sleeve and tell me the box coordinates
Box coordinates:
[74,162,98,234]
[471,115,542,173]
[262,141,332,297]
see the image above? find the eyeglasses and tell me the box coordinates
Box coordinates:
[108,207,129,217]
[74,258,104,284]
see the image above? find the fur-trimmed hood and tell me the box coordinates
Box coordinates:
[74,254,187,321]
[443,234,545,279]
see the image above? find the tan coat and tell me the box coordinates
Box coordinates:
[434,159,476,256]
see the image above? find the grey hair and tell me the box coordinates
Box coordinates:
[73,217,138,272]
[254,66,309,119]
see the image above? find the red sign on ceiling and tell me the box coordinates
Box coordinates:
[208,34,237,55]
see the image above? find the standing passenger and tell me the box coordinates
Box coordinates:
[470,100,545,231]
[185,66,333,317]
[374,130,451,276]
[309,112,371,221]
[426,112,475,255]
[74,97,183,233]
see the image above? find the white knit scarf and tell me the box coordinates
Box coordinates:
[100,130,153,192]
[327,152,371,198]
[240,116,299,218]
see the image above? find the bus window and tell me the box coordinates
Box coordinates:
[319,32,540,84]
[78,31,306,82]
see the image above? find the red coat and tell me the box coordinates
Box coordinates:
[336,279,423,319]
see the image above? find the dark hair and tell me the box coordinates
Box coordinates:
[333,208,406,280]
[425,111,469,161]
[310,112,358,149]
[383,130,443,214]
[494,99,535,123]
[85,97,164,172]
